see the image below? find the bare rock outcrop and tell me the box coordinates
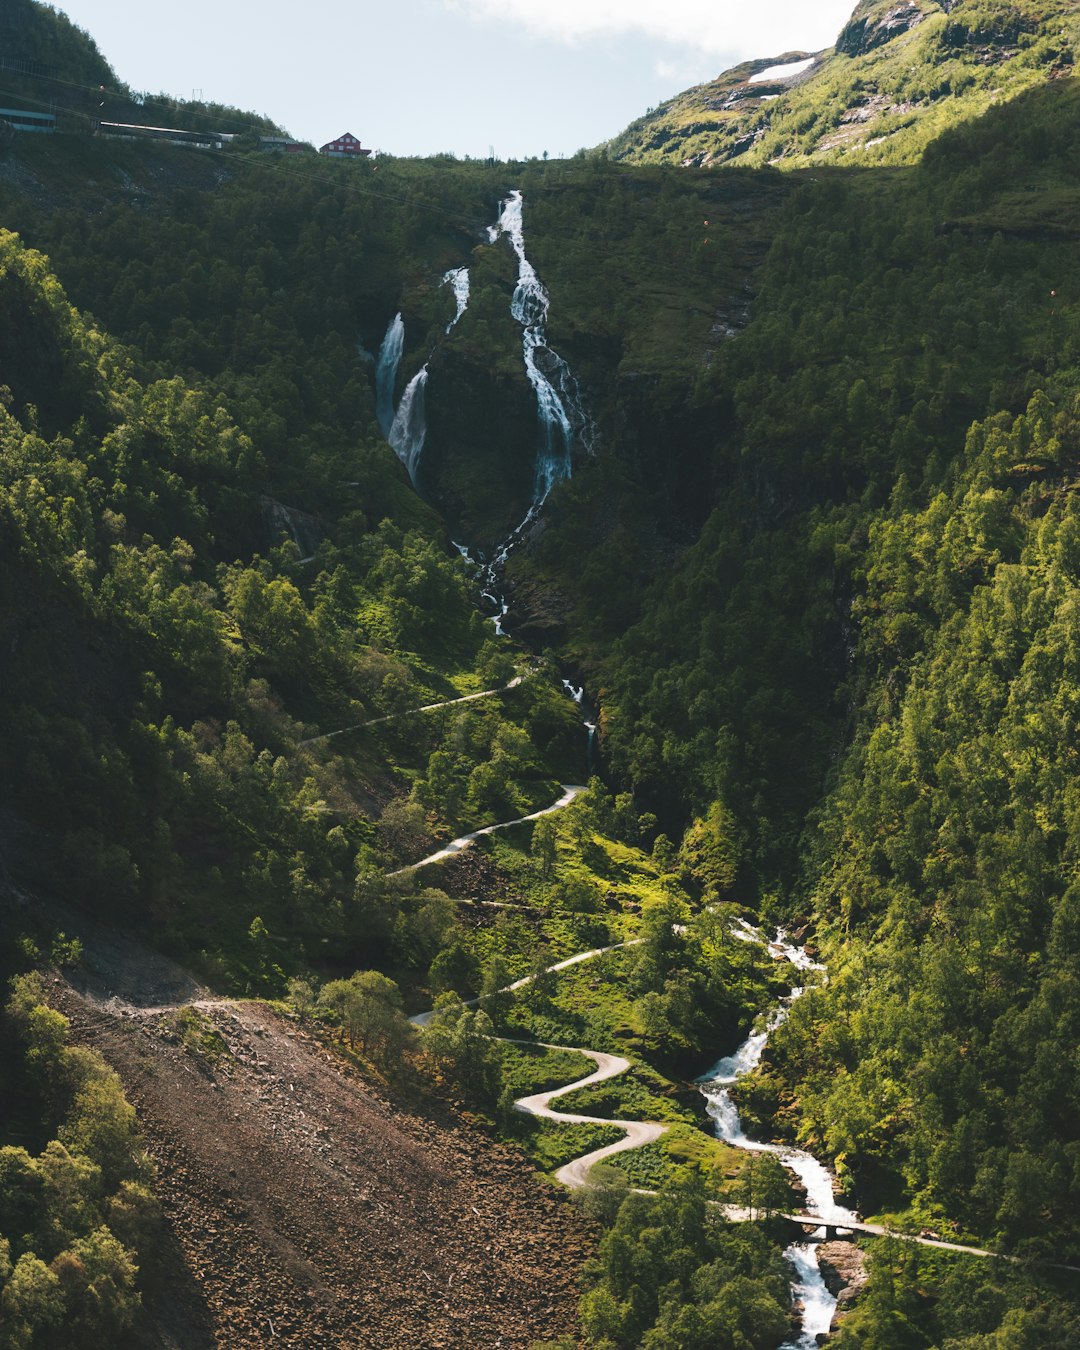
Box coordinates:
[817,1240,869,1330]
[837,1,926,56]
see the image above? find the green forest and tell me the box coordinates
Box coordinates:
[3,0,1080,1344]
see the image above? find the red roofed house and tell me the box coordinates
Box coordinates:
[319,132,371,159]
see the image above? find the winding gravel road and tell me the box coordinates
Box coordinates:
[299,674,527,747]
[514,1045,668,1188]
[388,783,585,877]
[404,794,1080,1267]
[391,780,664,1186]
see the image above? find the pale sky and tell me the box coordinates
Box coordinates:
[56,0,857,159]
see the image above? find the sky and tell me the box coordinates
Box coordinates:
[56,0,857,160]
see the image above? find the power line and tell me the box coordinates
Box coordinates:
[0,74,762,294]
[0,64,766,270]
[0,79,503,231]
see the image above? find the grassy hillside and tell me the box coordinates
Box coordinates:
[606,0,1079,169]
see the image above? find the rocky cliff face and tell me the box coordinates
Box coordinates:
[423,344,540,544]
[836,0,928,56]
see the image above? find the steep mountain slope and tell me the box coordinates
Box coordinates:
[0,0,281,136]
[0,0,114,100]
[60,987,591,1348]
[607,0,1078,168]
[5,1,1080,1344]
[501,89,1080,1331]
[766,390,1080,1250]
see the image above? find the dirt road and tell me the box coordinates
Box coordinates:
[514,1046,668,1188]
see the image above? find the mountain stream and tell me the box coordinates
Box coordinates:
[374,201,845,1341]
[699,925,856,1347]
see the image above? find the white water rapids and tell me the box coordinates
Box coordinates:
[698,927,856,1348]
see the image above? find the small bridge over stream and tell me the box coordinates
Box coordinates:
[777,1214,1080,1273]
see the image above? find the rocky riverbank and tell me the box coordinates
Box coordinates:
[818,1241,869,1331]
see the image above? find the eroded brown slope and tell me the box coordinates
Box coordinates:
[57,988,592,1349]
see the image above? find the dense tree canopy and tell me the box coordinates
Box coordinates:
[2,22,1080,1343]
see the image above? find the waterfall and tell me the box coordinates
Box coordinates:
[260,497,321,562]
[443,266,470,332]
[698,929,857,1347]
[447,200,596,768]
[388,366,429,484]
[562,678,598,765]
[377,270,466,479]
[437,196,595,601]
[488,190,593,505]
[375,312,405,439]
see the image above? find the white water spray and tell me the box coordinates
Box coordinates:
[388,366,429,484]
[444,199,597,763]
[489,190,593,504]
[376,270,468,479]
[562,679,598,764]
[784,1245,839,1349]
[443,266,470,332]
[375,312,405,439]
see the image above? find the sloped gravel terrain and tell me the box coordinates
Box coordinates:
[56,986,593,1348]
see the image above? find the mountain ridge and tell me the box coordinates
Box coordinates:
[604,0,1077,169]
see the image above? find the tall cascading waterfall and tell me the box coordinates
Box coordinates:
[698,928,858,1349]
[377,268,473,483]
[460,191,593,609]
[400,204,596,760]
[488,189,593,504]
[453,191,598,760]
[375,312,405,439]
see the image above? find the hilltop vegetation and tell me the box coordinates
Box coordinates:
[0,0,282,136]
[606,0,1079,170]
[0,0,114,96]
